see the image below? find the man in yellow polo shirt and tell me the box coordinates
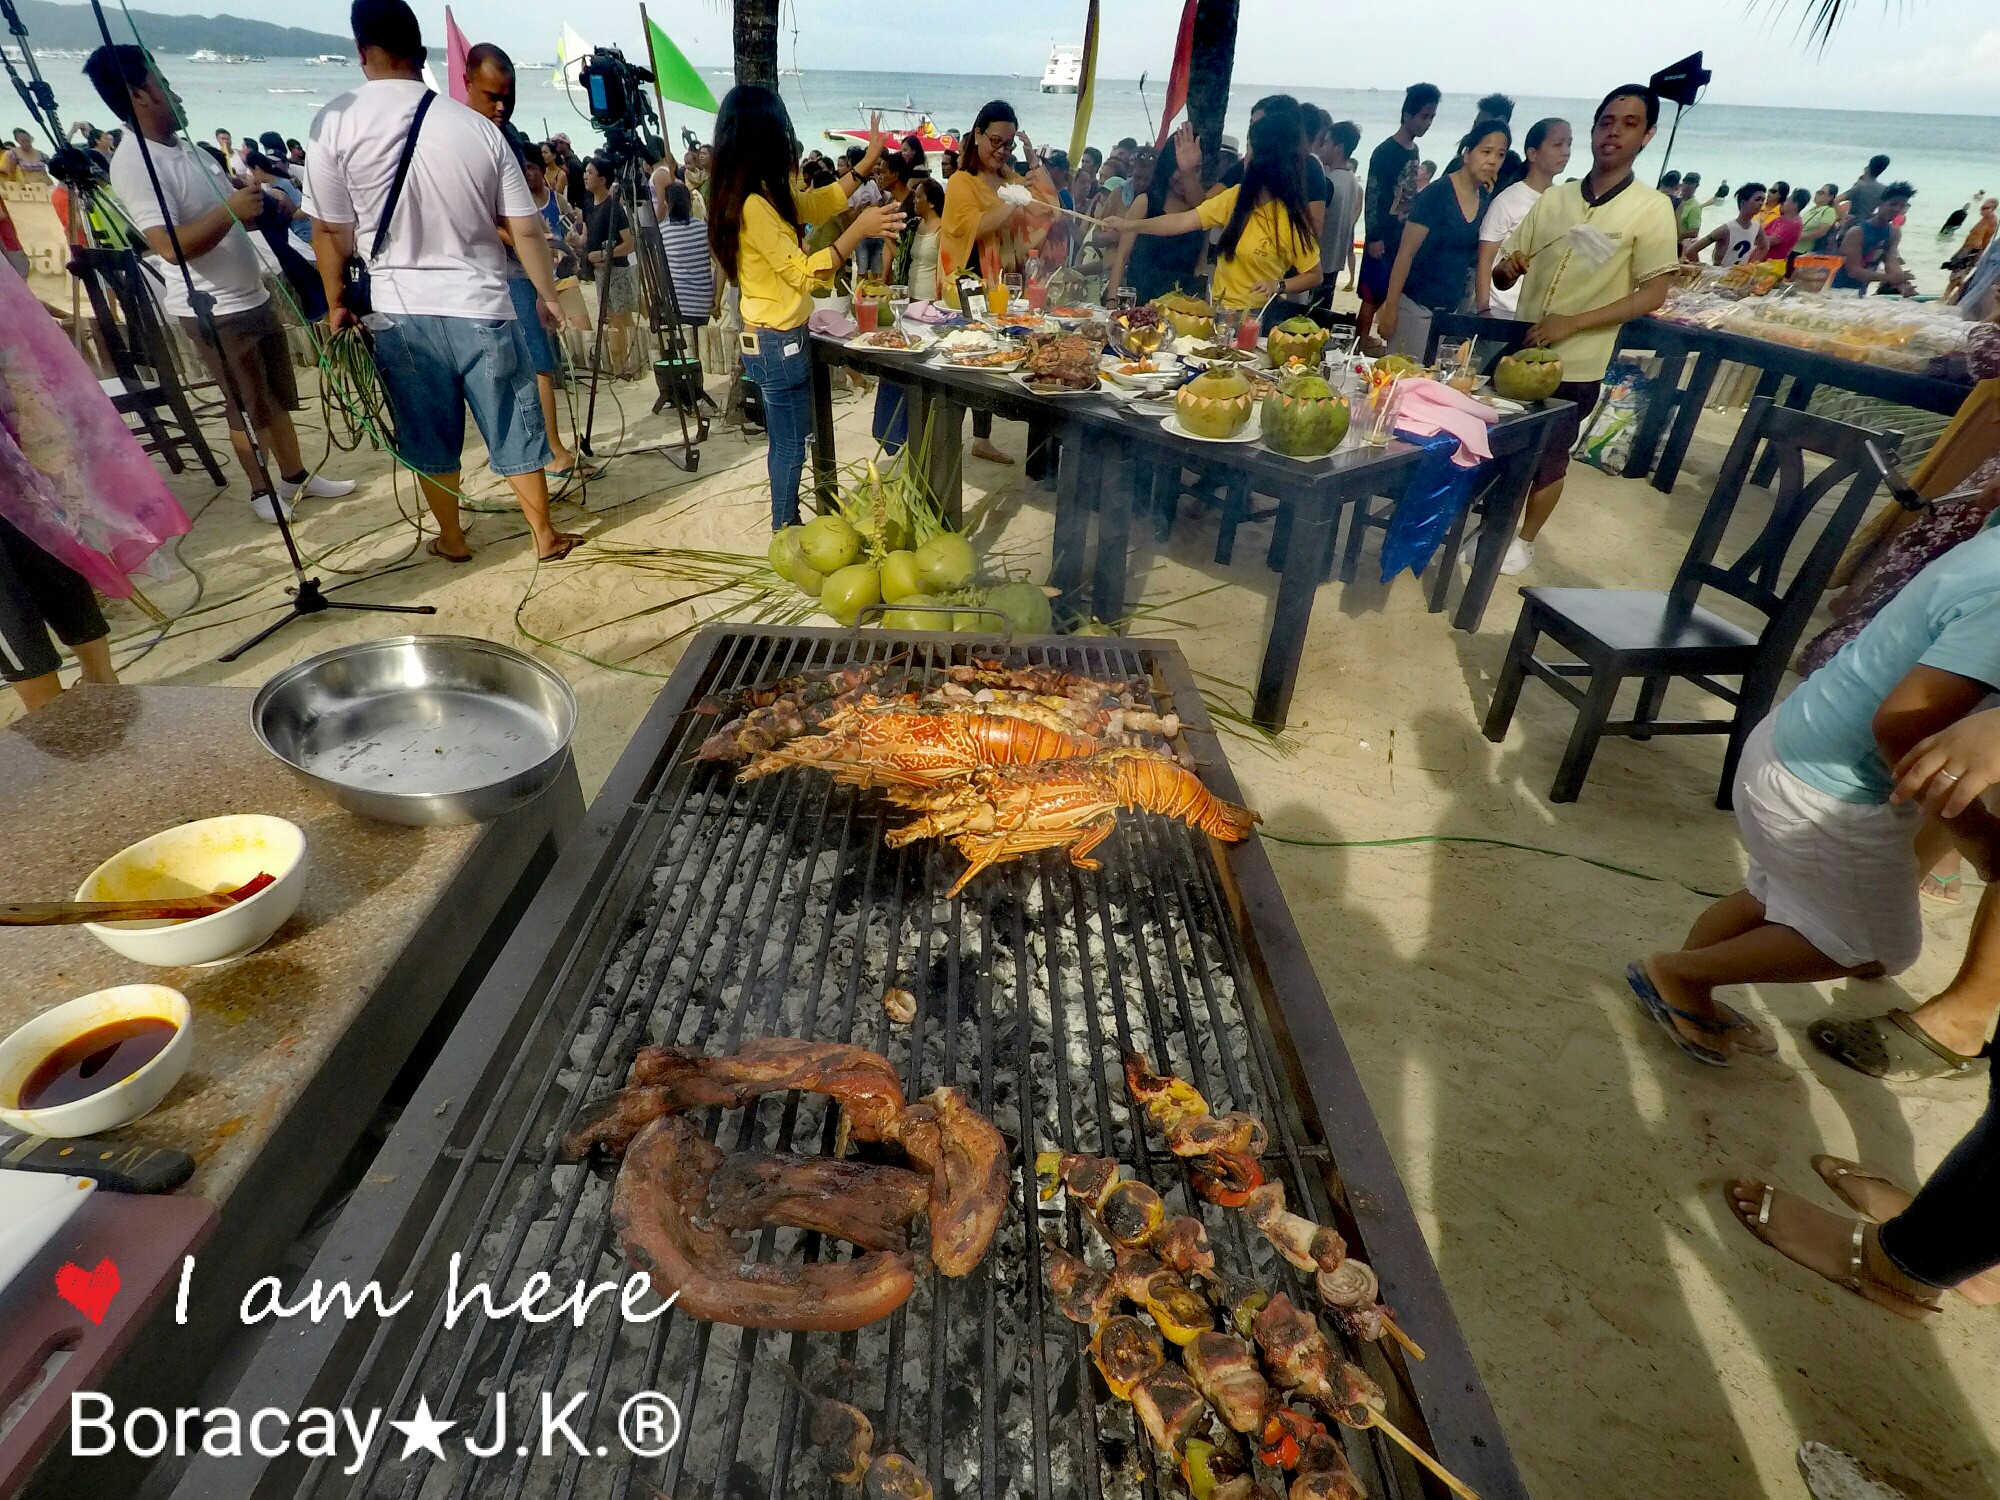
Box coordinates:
[1488,84,1680,574]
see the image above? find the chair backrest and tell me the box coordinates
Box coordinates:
[70,246,173,392]
[1423,311,1532,373]
[1671,395,1894,649]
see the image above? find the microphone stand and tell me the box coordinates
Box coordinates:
[63,0,435,663]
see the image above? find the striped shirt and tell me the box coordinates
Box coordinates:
[659,217,715,324]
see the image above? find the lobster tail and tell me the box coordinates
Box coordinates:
[1110,756,1259,842]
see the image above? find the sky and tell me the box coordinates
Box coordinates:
[51,0,2000,117]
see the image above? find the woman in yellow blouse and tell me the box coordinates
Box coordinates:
[709,87,904,528]
[940,99,1056,464]
[1117,111,1321,313]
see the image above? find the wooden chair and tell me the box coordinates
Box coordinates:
[1482,397,1894,806]
[70,246,226,486]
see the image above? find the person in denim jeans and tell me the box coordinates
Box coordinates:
[708,85,904,528]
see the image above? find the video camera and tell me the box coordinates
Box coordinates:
[579,45,655,153]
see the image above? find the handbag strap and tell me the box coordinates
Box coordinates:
[369,90,435,263]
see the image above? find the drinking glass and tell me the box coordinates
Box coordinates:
[854,297,879,335]
[1363,375,1405,445]
[986,281,1011,316]
[1212,305,1242,347]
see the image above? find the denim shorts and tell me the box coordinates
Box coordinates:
[506,275,559,377]
[370,312,552,478]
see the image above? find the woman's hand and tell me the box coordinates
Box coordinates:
[1171,121,1198,166]
[1377,301,1399,340]
[851,203,908,241]
[1248,278,1283,302]
[1892,707,2000,818]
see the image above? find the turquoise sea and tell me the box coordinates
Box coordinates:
[23,55,2000,291]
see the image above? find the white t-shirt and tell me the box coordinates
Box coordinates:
[110,134,269,322]
[1477,180,1541,316]
[1715,217,1757,268]
[303,78,533,320]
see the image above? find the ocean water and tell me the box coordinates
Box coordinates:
[24,56,2000,290]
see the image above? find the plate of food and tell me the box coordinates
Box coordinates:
[1100,354,1183,390]
[1014,372,1105,398]
[942,345,1028,371]
[1015,330,1107,396]
[847,327,934,355]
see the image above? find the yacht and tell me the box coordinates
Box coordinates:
[1040,44,1083,94]
[310,53,346,64]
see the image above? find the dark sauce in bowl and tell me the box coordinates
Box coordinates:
[19,1018,178,1109]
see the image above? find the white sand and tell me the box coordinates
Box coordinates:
[10,363,1997,1499]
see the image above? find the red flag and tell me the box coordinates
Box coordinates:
[1154,0,1197,150]
[444,6,470,103]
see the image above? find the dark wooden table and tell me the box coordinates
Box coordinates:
[811,334,1564,729]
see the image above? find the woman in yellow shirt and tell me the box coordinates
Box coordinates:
[709,87,904,529]
[940,99,1055,464]
[1116,110,1320,314]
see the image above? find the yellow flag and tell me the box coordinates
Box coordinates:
[1067,0,1100,167]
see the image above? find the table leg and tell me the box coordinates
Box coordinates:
[926,397,968,529]
[809,352,837,514]
[1651,350,1723,494]
[1091,440,1135,625]
[1253,490,1336,729]
[1623,348,1686,479]
[1752,377,1816,487]
[1050,432,1094,618]
[1453,421,1548,632]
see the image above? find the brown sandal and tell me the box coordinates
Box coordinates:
[427,538,473,564]
[536,533,582,563]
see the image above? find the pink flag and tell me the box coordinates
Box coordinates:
[444,6,469,103]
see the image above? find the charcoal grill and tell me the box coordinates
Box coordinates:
[174,627,1527,1500]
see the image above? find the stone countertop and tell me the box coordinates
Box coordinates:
[0,686,482,1202]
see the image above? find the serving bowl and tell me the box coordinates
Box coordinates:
[0,984,193,1138]
[252,635,577,825]
[76,814,306,966]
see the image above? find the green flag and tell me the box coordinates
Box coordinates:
[646,14,718,115]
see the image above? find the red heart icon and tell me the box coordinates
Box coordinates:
[55,1258,120,1325]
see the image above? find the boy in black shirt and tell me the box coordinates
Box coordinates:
[1357,81,1438,351]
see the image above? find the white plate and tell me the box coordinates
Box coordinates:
[845,330,935,356]
[939,351,1026,372]
[1013,373,1105,399]
[1161,409,1263,444]
[0,1172,95,1298]
[1488,396,1528,414]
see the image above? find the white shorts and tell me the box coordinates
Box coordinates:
[1734,715,1924,973]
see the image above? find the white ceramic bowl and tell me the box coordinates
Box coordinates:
[75,814,306,967]
[0,985,193,1138]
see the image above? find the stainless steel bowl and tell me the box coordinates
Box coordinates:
[252,636,578,825]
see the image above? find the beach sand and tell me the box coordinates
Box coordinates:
[9,349,1998,1499]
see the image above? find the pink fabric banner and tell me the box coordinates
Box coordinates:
[444,7,470,104]
[0,260,190,598]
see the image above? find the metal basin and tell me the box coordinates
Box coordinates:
[252,635,577,825]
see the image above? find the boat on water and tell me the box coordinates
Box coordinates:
[822,101,956,156]
[188,49,262,63]
[551,23,590,89]
[310,53,345,64]
[1040,43,1083,94]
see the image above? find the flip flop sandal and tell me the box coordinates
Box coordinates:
[1811,1155,1911,1221]
[536,535,582,564]
[545,462,607,488]
[1808,1009,1988,1082]
[1731,1183,1942,1320]
[1920,871,1963,901]
[426,538,473,564]
[1625,962,1731,1067]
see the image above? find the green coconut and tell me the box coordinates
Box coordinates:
[819,562,881,626]
[1174,367,1255,439]
[1265,317,1330,369]
[1261,373,1350,457]
[953,608,996,632]
[985,580,1055,636]
[879,549,925,603]
[792,556,825,598]
[768,526,803,582]
[880,593,945,630]
[1492,347,1564,402]
[914,532,977,592]
[799,514,862,575]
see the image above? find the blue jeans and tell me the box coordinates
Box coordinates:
[1879,1058,2000,1286]
[370,313,551,478]
[740,326,812,529]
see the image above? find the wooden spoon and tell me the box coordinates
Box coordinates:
[0,873,275,926]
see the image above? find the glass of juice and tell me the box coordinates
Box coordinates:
[855,297,879,334]
[1363,375,1404,445]
[1025,277,1050,312]
[986,281,1011,316]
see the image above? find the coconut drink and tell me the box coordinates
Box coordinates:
[1264,315,1329,369]
[1153,291,1216,342]
[1260,373,1349,457]
[1174,367,1256,439]
[1492,348,1564,401]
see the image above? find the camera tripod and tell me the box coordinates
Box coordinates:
[576,137,709,472]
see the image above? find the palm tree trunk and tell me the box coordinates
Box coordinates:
[734,0,779,90]
[1186,0,1239,178]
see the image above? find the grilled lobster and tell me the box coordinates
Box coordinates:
[882,752,1258,897]
[738,709,1110,789]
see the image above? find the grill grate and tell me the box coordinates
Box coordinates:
[300,632,1418,1500]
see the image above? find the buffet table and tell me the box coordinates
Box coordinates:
[0,686,582,1499]
[812,335,1566,728]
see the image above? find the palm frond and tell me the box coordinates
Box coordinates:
[1764,0,1900,49]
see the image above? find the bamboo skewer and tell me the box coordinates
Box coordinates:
[1380,1312,1426,1363]
[1361,1409,1481,1500]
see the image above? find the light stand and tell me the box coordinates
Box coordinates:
[1648,51,1711,190]
[56,0,435,663]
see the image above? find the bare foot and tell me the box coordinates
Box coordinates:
[536,532,582,563]
[1812,1157,2000,1306]
[427,537,472,564]
[970,438,1013,465]
[1921,870,1963,903]
[1724,1180,1940,1320]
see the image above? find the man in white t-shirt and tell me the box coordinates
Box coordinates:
[1475,117,1571,317]
[306,0,575,563]
[87,43,356,524]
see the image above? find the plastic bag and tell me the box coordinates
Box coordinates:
[1381,429,1485,583]
[1577,358,1650,473]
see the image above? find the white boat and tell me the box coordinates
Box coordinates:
[1040,44,1083,94]
[552,23,591,89]
[188,48,224,62]
[310,53,345,64]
